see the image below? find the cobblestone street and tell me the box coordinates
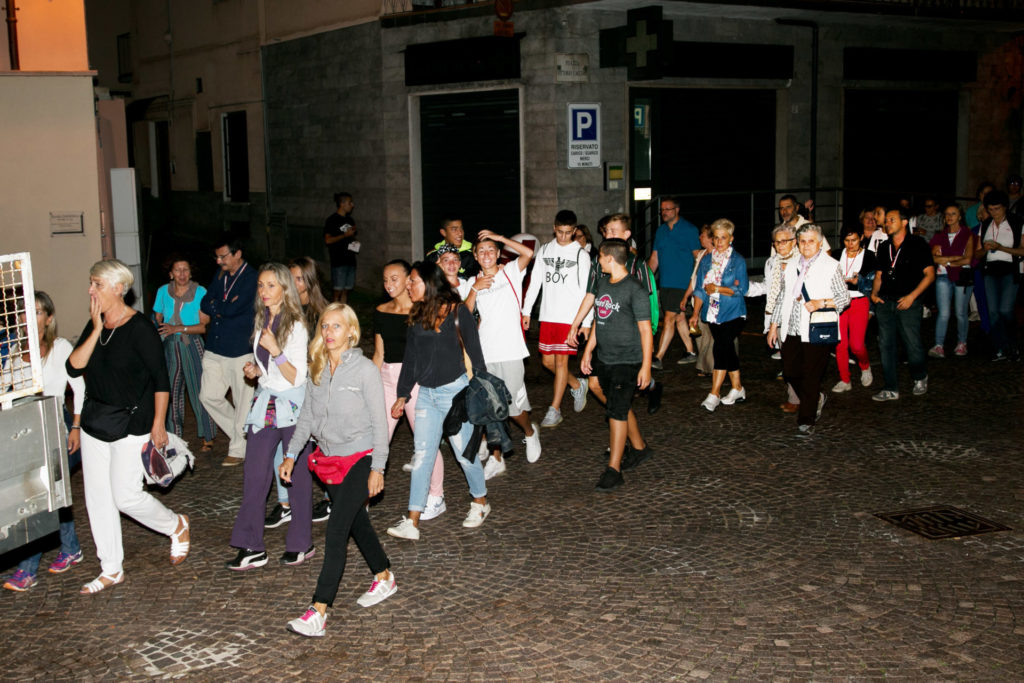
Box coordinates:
[2,313,1022,681]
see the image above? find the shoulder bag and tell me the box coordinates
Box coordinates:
[802,283,840,345]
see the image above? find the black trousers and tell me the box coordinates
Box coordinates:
[312,457,390,607]
[709,317,745,372]
[781,336,831,426]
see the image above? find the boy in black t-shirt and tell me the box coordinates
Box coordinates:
[580,239,653,492]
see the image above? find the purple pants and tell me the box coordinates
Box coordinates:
[230,424,313,553]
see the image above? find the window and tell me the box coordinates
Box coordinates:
[117,33,132,84]
[222,111,249,202]
[196,131,214,192]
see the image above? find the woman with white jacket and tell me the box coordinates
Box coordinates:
[226,263,311,570]
[767,224,850,436]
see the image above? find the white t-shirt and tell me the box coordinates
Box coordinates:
[1,337,85,412]
[520,238,593,326]
[463,259,529,363]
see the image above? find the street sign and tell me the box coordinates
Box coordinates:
[567,103,600,169]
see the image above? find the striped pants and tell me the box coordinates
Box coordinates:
[164,333,217,441]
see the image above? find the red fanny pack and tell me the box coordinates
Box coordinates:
[307,447,372,485]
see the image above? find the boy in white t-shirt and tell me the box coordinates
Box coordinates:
[521,210,591,428]
[462,230,541,480]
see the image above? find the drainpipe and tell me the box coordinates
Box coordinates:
[5,0,19,70]
[776,19,818,200]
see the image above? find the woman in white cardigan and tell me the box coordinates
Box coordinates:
[767,224,850,436]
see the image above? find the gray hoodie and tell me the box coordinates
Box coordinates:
[286,347,389,471]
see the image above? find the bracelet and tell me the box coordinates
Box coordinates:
[70,425,81,430]
[274,354,288,366]
[283,453,296,460]
[371,467,385,474]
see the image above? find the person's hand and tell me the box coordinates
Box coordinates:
[896,294,915,310]
[804,299,818,313]
[67,428,80,455]
[89,294,102,329]
[150,423,168,451]
[243,361,262,379]
[368,470,384,498]
[476,229,504,244]
[473,274,495,291]
[521,315,531,330]
[157,323,178,337]
[688,314,699,331]
[279,457,295,484]
[566,323,580,348]
[804,198,815,214]
[984,240,1000,251]
[258,327,281,356]
[766,326,778,349]
[870,293,884,305]
[704,283,717,295]
[580,351,593,376]
[637,365,651,389]
[391,397,406,419]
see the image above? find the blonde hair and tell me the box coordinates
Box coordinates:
[710,218,735,237]
[35,290,57,352]
[252,263,304,352]
[308,303,361,385]
[89,259,134,297]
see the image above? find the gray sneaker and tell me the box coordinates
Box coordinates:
[872,389,900,402]
[912,377,928,396]
[570,379,588,413]
[540,406,563,427]
[651,357,664,370]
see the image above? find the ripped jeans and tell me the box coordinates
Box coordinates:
[407,374,486,512]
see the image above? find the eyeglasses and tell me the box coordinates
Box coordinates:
[773,238,796,245]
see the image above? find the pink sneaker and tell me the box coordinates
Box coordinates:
[954,342,968,357]
[3,570,38,592]
[48,550,83,574]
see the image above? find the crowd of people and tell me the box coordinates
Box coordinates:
[2,180,1022,637]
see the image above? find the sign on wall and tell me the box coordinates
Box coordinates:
[555,54,589,83]
[567,103,600,169]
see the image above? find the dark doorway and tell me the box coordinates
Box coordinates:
[843,89,958,223]
[631,88,776,258]
[420,89,520,250]
[222,111,250,203]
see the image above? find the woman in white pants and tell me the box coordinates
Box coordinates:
[68,259,190,594]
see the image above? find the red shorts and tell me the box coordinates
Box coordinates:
[539,322,577,355]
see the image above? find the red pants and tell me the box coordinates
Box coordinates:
[835,296,870,383]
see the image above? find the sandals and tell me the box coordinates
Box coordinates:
[201,441,214,452]
[170,514,190,565]
[80,571,124,595]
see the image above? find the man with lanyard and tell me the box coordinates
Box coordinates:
[200,236,258,466]
[977,190,1024,361]
[648,196,701,370]
[870,208,935,402]
[426,217,478,278]
[568,213,663,414]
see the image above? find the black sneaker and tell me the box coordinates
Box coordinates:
[312,499,331,523]
[621,445,652,471]
[264,504,292,529]
[226,548,268,571]
[280,545,316,566]
[646,382,663,415]
[595,466,624,492]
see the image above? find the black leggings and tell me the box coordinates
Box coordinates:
[312,457,390,607]
[709,317,745,372]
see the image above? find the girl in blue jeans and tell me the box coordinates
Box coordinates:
[386,261,489,541]
[929,203,976,357]
[3,292,86,591]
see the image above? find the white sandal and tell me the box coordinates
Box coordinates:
[170,514,190,565]
[80,571,124,595]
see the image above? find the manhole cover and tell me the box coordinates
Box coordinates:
[874,505,1011,540]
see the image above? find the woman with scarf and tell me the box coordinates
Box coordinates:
[225,263,313,570]
[688,219,749,412]
[763,224,801,411]
[929,203,976,358]
[767,224,850,436]
[154,255,216,451]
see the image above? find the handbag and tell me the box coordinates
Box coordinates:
[81,397,138,442]
[802,283,840,345]
[955,264,974,288]
[141,433,195,487]
[307,446,369,485]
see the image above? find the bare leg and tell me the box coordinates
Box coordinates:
[626,409,646,450]
[588,376,607,404]
[608,418,628,471]
[655,311,678,361]
[728,370,742,392]
[677,314,694,354]
[710,369,727,397]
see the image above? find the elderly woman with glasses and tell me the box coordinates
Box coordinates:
[767,224,850,437]
[688,218,749,411]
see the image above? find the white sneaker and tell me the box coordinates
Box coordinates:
[523,424,541,463]
[912,377,928,396]
[860,368,873,387]
[420,495,446,521]
[571,379,588,413]
[770,351,782,360]
[462,501,491,528]
[402,459,414,473]
[356,572,397,608]
[483,456,507,480]
[720,387,746,405]
[832,381,852,393]
[478,440,489,462]
[287,606,326,637]
[701,393,720,412]
[540,406,563,427]
[386,516,420,540]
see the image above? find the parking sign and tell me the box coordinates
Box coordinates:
[567,103,600,169]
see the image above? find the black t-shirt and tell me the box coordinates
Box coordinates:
[593,276,651,365]
[875,234,933,300]
[324,212,356,267]
[373,309,408,364]
[67,313,171,438]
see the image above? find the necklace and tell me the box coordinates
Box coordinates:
[99,307,128,346]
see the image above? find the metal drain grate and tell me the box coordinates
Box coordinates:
[874,505,1011,540]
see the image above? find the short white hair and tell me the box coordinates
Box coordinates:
[90,259,134,296]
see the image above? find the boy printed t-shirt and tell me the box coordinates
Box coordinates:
[593,275,650,365]
[463,258,529,363]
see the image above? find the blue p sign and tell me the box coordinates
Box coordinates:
[573,109,597,141]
